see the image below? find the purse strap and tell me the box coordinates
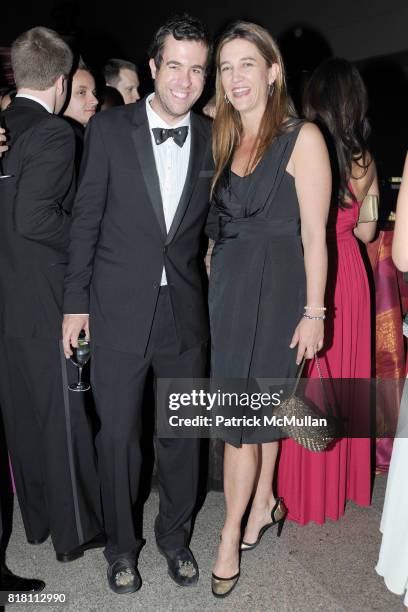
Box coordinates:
[292,353,335,418]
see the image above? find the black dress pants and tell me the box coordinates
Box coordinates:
[0,335,103,554]
[91,288,207,564]
[0,407,12,566]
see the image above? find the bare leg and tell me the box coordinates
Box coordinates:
[242,441,279,544]
[213,443,258,578]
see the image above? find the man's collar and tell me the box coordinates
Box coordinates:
[15,93,52,113]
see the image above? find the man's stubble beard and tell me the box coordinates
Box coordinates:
[154,87,193,120]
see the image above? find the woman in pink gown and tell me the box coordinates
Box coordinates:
[278,58,378,524]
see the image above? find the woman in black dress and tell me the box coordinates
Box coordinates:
[207,22,331,597]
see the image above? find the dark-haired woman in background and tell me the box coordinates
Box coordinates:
[279,58,378,525]
[207,21,331,597]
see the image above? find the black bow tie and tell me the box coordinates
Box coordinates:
[152,126,189,148]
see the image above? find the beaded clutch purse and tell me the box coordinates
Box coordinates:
[274,355,341,452]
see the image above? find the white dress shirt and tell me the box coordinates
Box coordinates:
[15,93,52,113]
[146,93,191,285]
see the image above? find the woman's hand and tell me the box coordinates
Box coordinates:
[290,317,324,365]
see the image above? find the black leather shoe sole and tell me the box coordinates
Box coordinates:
[0,566,46,593]
[56,533,106,563]
[3,577,47,593]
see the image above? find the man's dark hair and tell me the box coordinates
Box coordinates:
[103,58,138,86]
[149,14,211,70]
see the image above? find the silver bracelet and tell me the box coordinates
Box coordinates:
[303,313,326,321]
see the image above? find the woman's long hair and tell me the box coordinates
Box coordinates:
[211,21,296,194]
[303,57,371,207]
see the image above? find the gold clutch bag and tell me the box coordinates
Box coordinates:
[358,194,379,223]
[273,356,342,452]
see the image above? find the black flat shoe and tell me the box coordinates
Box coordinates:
[0,564,45,593]
[56,532,106,562]
[107,558,141,595]
[240,497,287,552]
[159,547,199,587]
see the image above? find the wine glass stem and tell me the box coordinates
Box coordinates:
[78,366,83,386]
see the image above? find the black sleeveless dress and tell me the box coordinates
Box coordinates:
[208,123,306,446]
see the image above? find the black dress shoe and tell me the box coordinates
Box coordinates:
[56,532,106,562]
[0,563,45,592]
[107,558,141,595]
[159,547,199,587]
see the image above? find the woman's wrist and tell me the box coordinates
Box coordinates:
[304,305,326,311]
[303,313,325,321]
[304,304,326,318]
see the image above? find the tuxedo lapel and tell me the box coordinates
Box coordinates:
[131,108,167,238]
[165,115,206,246]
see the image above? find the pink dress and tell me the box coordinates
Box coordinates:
[278,189,372,524]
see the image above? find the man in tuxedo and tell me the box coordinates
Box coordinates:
[0,27,103,564]
[62,14,213,594]
[0,129,45,598]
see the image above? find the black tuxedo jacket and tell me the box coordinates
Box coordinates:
[0,97,75,339]
[64,97,214,355]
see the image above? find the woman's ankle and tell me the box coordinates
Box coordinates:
[249,495,277,516]
[220,524,241,542]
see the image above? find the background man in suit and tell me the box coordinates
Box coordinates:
[103,58,140,104]
[0,130,45,598]
[0,27,103,564]
[63,59,98,175]
[63,14,213,595]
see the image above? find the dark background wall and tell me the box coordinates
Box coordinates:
[2,0,408,181]
[2,0,408,67]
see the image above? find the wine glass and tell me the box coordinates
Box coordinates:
[0,114,13,180]
[69,330,91,392]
